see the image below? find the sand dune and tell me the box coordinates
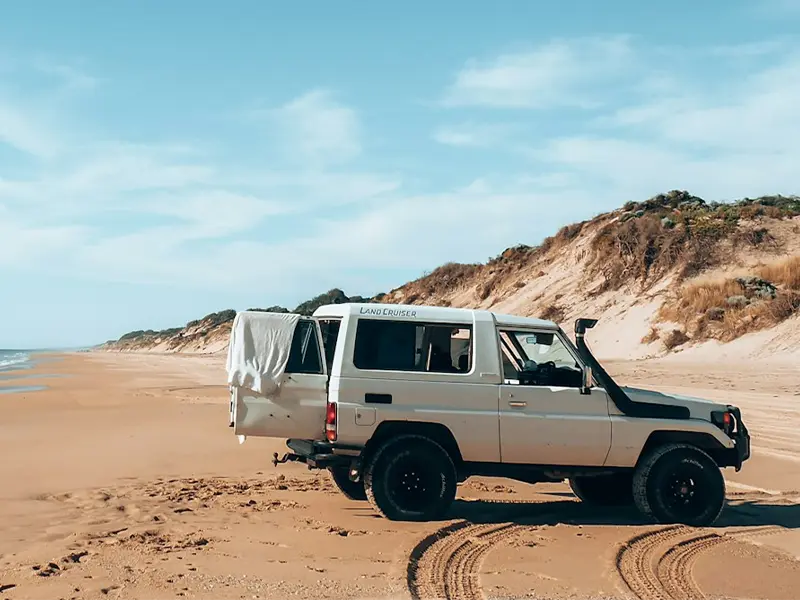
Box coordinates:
[1,353,799,600]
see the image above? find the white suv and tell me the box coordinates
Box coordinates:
[227,303,750,527]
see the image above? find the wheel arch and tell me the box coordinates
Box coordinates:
[640,430,729,467]
[362,420,463,467]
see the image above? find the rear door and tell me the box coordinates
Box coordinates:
[232,317,329,440]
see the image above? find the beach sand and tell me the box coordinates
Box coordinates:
[1,352,799,600]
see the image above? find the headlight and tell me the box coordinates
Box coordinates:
[711,410,735,436]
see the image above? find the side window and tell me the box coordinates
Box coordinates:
[498,329,582,388]
[318,319,341,373]
[286,320,323,374]
[353,319,472,373]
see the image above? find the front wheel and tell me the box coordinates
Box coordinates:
[363,435,457,521]
[569,473,634,506]
[633,443,726,527]
[328,466,367,501]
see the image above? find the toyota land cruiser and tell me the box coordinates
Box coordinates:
[227,303,750,526]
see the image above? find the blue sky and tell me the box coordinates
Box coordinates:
[2,0,800,348]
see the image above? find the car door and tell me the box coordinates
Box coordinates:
[497,327,612,466]
[232,317,329,440]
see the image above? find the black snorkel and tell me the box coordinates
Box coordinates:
[574,318,690,420]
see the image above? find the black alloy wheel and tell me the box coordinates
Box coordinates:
[363,435,457,521]
[633,443,726,527]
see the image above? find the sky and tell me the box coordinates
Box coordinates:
[2,0,800,348]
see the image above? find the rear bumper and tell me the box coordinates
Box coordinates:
[273,439,362,470]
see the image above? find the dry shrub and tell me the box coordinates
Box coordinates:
[588,214,731,292]
[757,255,800,290]
[476,271,507,301]
[641,327,660,344]
[764,205,786,218]
[663,329,689,350]
[716,291,800,340]
[535,221,588,256]
[588,193,800,293]
[555,221,587,243]
[734,226,779,249]
[476,280,493,301]
[540,304,565,323]
[659,278,742,321]
[401,262,481,302]
[657,257,800,343]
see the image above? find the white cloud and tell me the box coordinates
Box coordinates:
[601,53,800,154]
[442,36,634,109]
[0,102,61,158]
[76,183,599,292]
[432,122,516,147]
[140,190,290,237]
[0,55,101,159]
[708,39,789,58]
[745,0,800,17]
[0,67,403,291]
[537,136,799,202]
[458,178,492,194]
[250,89,362,165]
[33,60,98,92]
[442,39,798,202]
[0,205,87,268]
[59,143,216,195]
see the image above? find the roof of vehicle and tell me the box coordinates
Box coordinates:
[312,302,559,330]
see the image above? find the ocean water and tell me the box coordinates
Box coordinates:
[0,349,33,372]
[0,349,46,393]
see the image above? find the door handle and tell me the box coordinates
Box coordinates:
[508,400,527,408]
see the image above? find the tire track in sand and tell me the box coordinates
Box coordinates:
[617,525,784,600]
[407,499,568,600]
[408,522,526,600]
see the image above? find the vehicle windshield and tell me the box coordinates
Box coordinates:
[501,330,580,371]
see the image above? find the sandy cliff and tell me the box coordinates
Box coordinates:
[101,191,800,361]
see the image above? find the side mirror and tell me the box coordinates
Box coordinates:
[580,365,593,395]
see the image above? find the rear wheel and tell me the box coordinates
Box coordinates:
[633,443,726,526]
[363,435,457,521]
[569,473,634,506]
[328,466,367,501]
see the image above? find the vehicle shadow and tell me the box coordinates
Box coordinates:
[719,500,800,529]
[442,496,800,529]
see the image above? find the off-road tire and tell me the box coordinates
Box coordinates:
[328,466,367,501]
[569,473,634,506]
[633,443,726,526]
[363,434,457,521]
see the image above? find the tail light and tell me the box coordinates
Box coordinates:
[325,401,337,442]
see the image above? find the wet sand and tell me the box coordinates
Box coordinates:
[0,352,799,600]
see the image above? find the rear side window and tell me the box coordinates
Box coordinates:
[353,319,472,373]
[319,319,341,373]
[286,320,323,374]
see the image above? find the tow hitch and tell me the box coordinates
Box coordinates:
[272,452,303,467]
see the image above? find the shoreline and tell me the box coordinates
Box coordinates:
[0,351,67,394]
